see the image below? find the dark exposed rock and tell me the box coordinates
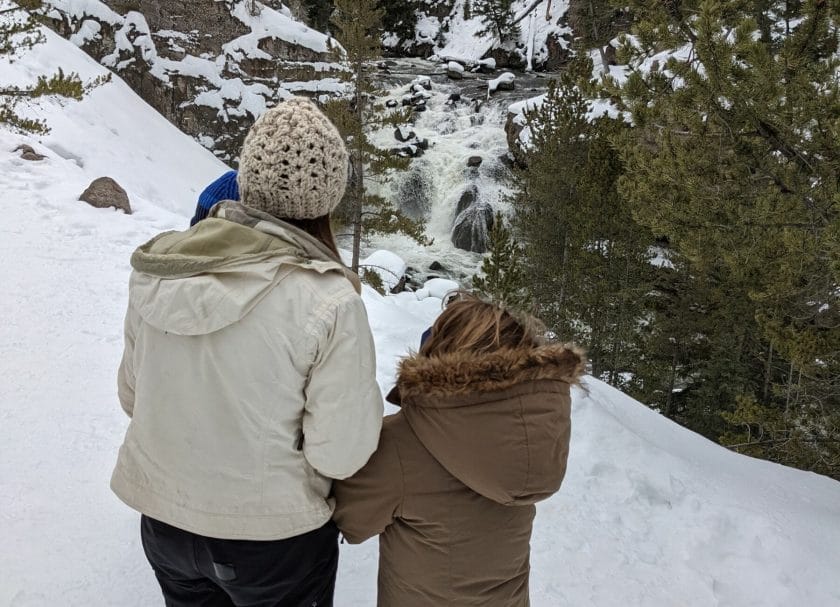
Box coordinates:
[452,202,494,253]
[389,275,408,294]
[499,153,515,169]
[79,177,132,214]
[544,33,573,70]
[386,99,399,108]
[429,261,447,272]
[392,145,424,159]
[398,169,431,219]
[456,185,478,215]
[446,62,465,79]
[494,78,515,92]
[604,43,618,66]
[474,60,496,74]
[467,156,483,168]
[485,47,526,70]
[395,127,416,143]
[416,138,429,150]
[447,92,461,103]
[15,144,46,161]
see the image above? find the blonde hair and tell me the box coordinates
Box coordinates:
[419,292,543,358]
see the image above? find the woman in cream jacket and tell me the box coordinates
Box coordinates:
[111,98,382,607]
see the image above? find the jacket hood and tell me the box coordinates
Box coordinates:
[128,201,358,336]
[391,344,585,506]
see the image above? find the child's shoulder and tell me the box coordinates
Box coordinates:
[382,411,409,435]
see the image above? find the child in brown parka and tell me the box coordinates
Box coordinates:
[333,293,585,606]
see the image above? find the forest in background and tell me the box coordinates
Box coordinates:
[478,0,840,479]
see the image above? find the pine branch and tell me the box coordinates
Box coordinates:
[0,88,32,96]
[726,437,840,449]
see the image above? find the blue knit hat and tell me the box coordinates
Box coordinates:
[190,170,240,226]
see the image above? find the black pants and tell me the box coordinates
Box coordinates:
[140,515,339,607]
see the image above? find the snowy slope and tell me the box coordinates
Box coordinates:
[3,20,840,607]
[0,25,228,216]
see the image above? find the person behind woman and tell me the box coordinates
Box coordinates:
[111,98,383,607]
[333,293,585,606]
[190,169,240,226]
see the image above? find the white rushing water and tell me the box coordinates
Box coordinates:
[357,60,538,281]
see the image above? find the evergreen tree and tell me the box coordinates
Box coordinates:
[607,0,840,475]
[513,59,653,387]
[472,212,531,309]
[302,0,333,32]
[1,1,88,133]
[566,0,624,49]
[326,0,428,272]
[380,0,418,43]
[474,0,519,43]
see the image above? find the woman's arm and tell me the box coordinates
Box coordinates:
[302,292,384,480]
[117,305,138,418]
[333,417,404,544]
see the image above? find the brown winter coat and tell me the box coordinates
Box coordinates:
[333,344,585,607]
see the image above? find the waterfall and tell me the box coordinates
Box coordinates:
[365,61,524,279]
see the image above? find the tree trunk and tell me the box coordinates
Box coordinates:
[762,341,773,403]
[351,162,363,272]
[785,361,795,415]
[665,342,678,418]
[350,63,365,272]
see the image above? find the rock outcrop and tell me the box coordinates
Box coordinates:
[44,0,345,164]
[15,145,46,161]
[79,177,132,214]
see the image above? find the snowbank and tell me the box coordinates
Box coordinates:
[360,250,408,291]
[423,277,461,300]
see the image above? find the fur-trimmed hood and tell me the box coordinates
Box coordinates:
[392,344,585,506]
[391,344,585,405]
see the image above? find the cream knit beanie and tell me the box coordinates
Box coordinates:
[237,97,348,219]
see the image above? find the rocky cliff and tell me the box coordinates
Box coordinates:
[43,0,346,164]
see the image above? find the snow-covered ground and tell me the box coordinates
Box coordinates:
[3,21,840,607]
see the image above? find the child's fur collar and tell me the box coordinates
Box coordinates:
[396,344,586,401]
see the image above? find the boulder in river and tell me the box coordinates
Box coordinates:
[446,61,465,80]
[452,202,494,253]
